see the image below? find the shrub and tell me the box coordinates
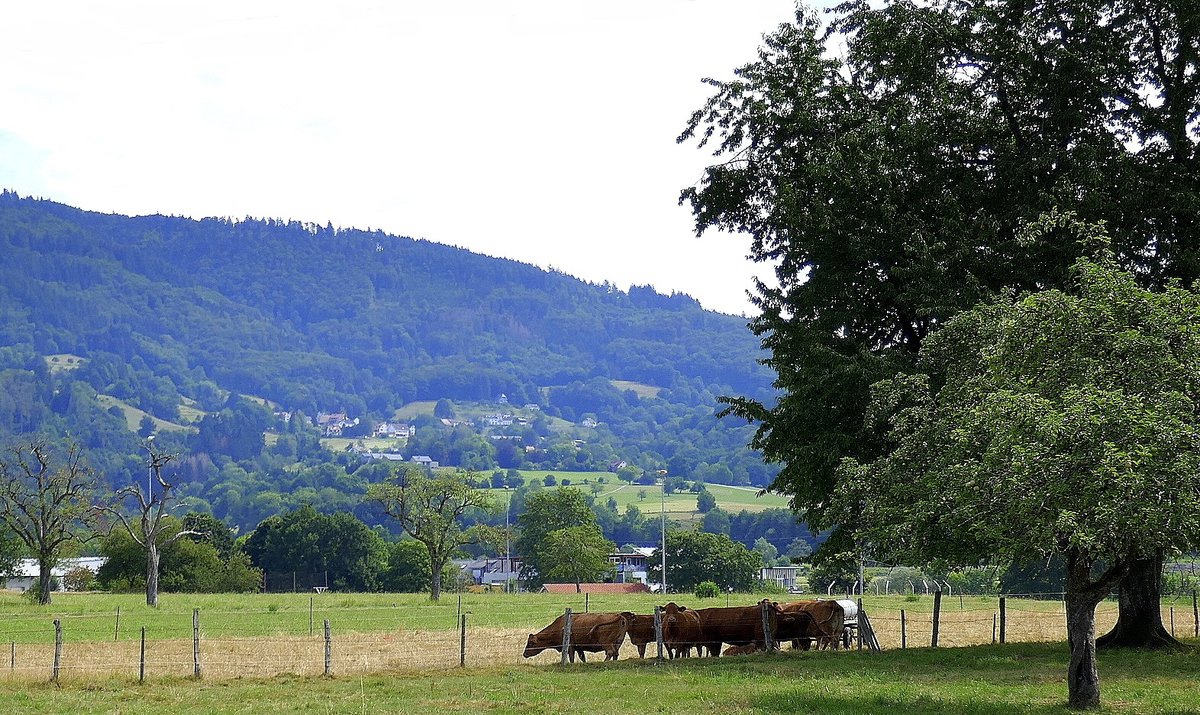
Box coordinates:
[694,580,720,598]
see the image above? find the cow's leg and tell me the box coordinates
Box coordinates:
[636,643,646,658]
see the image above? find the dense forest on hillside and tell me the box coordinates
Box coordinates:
[0,192,790,542]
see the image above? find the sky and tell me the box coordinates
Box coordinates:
[0,1,816,316]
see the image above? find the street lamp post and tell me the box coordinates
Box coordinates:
[504,487,511,593]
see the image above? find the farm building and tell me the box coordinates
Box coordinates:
[4,557,107,592]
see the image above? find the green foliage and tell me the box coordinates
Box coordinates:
[693,580,720,598]
[61,566,97,592]
[806,560,866,596]
[681,0,1200,565]
[98,525,261,594]
[378,540,431,593]
[514,487,598,589]
[650,529,760,593]
[364,465,494,599]
[242,505,386,592]
[541,525,615,588]
[695,489,716,513]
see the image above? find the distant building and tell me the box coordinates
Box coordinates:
[5,557,107,592]
[761,566,801,591]
[410,455,439,469]
[541,583,650,595]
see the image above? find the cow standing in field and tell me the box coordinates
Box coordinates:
[692,599,797,657]
[523,612,634,662]
[661,602,702,658]
[625,613,656,658]
[779,600,844,651]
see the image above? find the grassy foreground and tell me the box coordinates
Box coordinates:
[3,640,1198,714]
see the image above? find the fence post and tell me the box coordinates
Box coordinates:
[900,610,906,649]
[760,600,774,652]
[457,592,462,628]
[139,627,146,683]
[115,607,120,641]
[52,619,62,684]
[999,597,1007,644]
[1193,591,1198,638]
[992,613,997,644]
[192,609,201,679]
[931,590,942,648]
[560,609,573,665]
[585,592,589,614]
[10,641,14,672]
[310,596,314,636]
[1170,606,1175,637]
[324,619,332,676]
[459,614,467,667]
[654,606,664,662]
[856,598,863,651]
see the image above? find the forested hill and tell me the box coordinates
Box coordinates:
[0,191,772,414]
[0,192,783,528]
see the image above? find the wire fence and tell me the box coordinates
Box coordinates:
[1,593,1196,683]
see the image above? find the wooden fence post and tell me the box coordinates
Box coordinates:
[52,619,62,683]
[900,610,906,649]
[459,614,467,668]
[760,600,774,652]
[115,607,120,641]
[931,590,942,648]
[10,641,14,672]
[192,609,201,679]
[309,596,314,636]
[324,619,332,676]
[999,597,1007,644]
[1193,591,1198,638]
[654,606,664,662]
[992,613,997,644]
[1170,606,1175,637]
[560,609,573,665]
[139,627,146,683]
[585,592,589,614]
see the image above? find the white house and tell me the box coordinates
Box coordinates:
[4,557,107,592]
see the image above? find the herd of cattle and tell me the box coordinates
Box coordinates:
[523,598,858,663]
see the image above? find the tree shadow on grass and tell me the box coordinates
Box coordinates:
[752,690,1073,715]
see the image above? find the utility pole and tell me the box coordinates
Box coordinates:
[660,478,667,594]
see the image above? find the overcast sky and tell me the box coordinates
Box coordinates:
[0,1,819,316]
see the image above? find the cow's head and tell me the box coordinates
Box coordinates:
[662,601,688,625]
[523,632,549,658]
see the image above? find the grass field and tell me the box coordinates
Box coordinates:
[479,478,789,518]
[95,395,197,435]
[0,593,1196,715]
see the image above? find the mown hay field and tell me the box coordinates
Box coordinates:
[2,590,1198,683]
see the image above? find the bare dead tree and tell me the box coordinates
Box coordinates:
[94,442,199,607]
[0,441,98,605]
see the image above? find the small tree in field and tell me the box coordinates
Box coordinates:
[837,222,1200,709]
[95,444,199,607]
[541,525,614,592]
[365,465,495,600]
[0,441,98,605]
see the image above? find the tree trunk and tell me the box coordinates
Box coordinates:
[430,558,443,601]
[146,545,160,608]
[38,559,53,605]
[1096,552,1178,649]
[1064,551,1106,710]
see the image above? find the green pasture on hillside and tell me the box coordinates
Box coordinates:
[95,395,196,434]
[481,478,788,518]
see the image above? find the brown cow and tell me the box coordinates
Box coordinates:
[780,600,844,651]
[661,602,703,658]
[692,599,794,657]
[625,613,656,658]
[523,612,634,662]
[721,643,760,656]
